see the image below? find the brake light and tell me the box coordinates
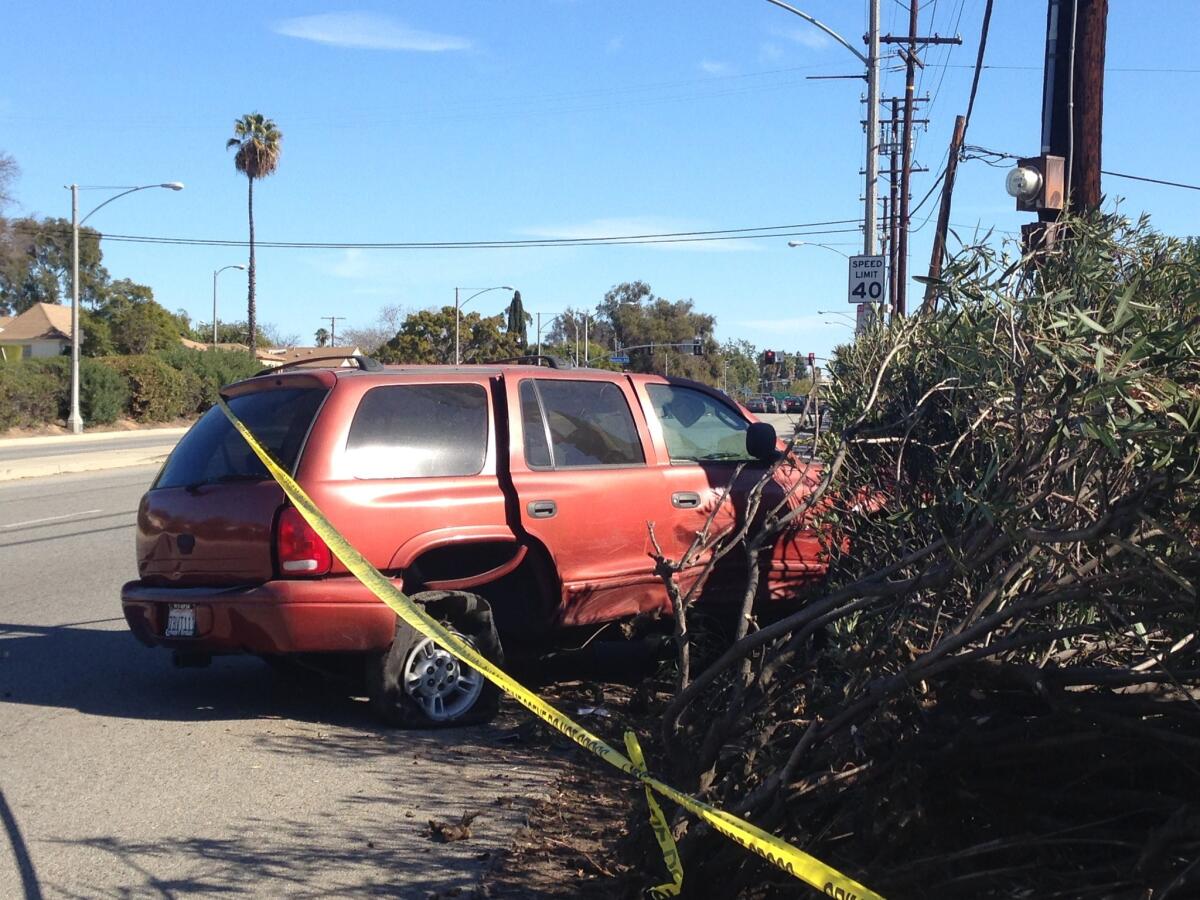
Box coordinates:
[276,507,332,576]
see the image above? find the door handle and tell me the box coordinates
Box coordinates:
[672,491,702,509]
[528,500,557,519]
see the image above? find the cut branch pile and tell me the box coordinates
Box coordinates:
[650,213,1200,898]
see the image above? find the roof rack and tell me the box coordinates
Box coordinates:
[484,355,573,369]
[254,354,384,377]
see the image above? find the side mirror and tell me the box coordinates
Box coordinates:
[746,422,781,462]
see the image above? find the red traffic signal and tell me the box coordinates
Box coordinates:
[764,349,776,365]
[807,352,816,368]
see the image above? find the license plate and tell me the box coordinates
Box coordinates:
[164,604,196,638]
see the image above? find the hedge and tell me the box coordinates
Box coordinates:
[100,355,192,422]
[0,346,262,432]
[157,345,261,413]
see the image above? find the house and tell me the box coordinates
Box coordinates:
[0,303,73,361]
[263,346,363,368]
[178,336,288,367]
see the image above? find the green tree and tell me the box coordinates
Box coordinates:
[226,113,282,352]
[504,290,529,348]
[314,327,330,347]
[0,217,108,315]
[376,306,523,364]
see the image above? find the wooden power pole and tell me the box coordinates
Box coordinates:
[1071,0,1107,210]
[881,4,961,317]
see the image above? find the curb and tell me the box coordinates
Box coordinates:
[0,447,173,482]
[0,427,189,450]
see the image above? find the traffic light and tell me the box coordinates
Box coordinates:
[692,334,703,356]
[808,352,816,369]
[764,349,776,366]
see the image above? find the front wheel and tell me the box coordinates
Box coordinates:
[366,591,502,728]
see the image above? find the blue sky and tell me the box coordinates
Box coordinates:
[3,1,1197,359]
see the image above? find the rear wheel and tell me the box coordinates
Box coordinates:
[366,591,502,728]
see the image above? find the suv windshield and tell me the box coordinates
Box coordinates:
[154,387,328,489]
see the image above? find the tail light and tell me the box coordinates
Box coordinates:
[275,507,332,576]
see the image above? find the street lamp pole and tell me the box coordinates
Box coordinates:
[455,285,513,365]
[766,0,880,334]
[67,181,183,434]
[212,264,247,346]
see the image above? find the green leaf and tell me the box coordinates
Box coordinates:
[1075,309,1110,334]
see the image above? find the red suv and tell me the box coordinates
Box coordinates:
[122,357,827,726]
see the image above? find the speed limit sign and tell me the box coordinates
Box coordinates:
[847,255,885,304]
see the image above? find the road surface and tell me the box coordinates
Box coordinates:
[0,467,565,898]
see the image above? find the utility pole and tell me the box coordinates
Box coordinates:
[1011,0,1106,248]
[922,114,967,311]
[1072,0,1107,210]
[881,10,961,317]
[888,97,901,316]
[536,311,542,357]
[897,0,918,318]
[324,316,345,346]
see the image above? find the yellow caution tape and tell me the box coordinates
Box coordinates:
[218,396,883,900]
[624,730,683,898]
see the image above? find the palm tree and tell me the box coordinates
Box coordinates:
[226,113,282,352]
[314,327,330,347]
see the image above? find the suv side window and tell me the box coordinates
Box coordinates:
[646,384,752,463]
[345,383,488,478]
[520,379,644,468]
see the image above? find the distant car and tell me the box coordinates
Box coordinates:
[784,395,806,413]
[745,396,767,413]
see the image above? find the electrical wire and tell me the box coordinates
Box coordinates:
[962,144,1200,192]
[11,219,866,250]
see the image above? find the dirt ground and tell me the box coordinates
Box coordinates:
[474,682,657,900]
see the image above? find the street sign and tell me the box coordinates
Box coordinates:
[848,255,885,304]
[609,354,630,364]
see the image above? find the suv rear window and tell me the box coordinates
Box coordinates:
[345,383,488,478]
[154,387,327,489]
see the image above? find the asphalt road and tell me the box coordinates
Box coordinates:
[0,467,565,898]
[0,434,183,464]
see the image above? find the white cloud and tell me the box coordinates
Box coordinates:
[773,25,832,50]
[700,60,734,76]
[758,42,785,64]
[274,12,472,52]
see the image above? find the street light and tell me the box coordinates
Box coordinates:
[788,240,852,259]
[454,285,513,365]
[212,264,247,346]
[67,181,184,434]
[767,0,880,337]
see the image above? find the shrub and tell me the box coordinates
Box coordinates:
[156,345,260,413]
[0,361,59,430]
[102,355,190,421]
[81,359,130,424]
[22,356,130,426]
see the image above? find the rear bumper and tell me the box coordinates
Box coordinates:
[121,578,398,655]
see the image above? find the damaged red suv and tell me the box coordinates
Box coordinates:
[122,357,827,726]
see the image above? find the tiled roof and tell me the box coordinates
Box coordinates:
[272,346,362,366]
[0,303,72,342]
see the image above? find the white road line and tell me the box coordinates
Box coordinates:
[1,509,104,529]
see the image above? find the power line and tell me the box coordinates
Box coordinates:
[1101,170,1200,192]
[12,219,864,250]
[960,144,1200,193]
